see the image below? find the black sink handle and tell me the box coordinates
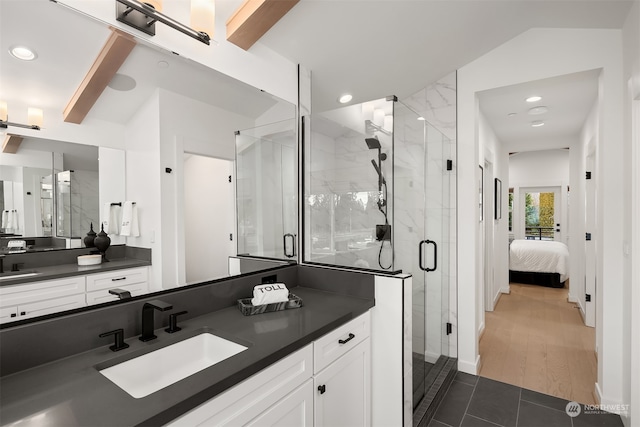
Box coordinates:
[99,328,130,352]
[165,310,188,333]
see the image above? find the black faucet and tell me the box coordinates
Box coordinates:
[139,300,173,342]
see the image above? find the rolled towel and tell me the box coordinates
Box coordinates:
[251,283,289,306]
[2,210,8,229]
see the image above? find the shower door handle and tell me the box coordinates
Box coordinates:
[419,240,437,272]
[283,233,296,258]
[425,240,437,272]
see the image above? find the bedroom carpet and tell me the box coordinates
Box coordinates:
[479,282,597,405]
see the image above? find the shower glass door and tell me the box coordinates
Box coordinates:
[394,101,452,409]
[235,119,297,259]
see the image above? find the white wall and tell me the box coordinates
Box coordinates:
[124,91,163,290]
[478,112,509,312]
[158,89,254,289]
[622,1,640,425]
[457,28,625,412]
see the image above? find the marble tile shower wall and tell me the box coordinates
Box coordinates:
[307,127,393,270]
[59,170,99,238]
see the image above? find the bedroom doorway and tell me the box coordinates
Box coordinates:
[519,186,562,242]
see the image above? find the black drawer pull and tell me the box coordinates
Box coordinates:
[20,311,26,316]
[318,384,326,394]
[111,277,127,282]
[338,333,355,345]
[10,313,16,317]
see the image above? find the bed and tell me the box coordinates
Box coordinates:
[509,239,569,288]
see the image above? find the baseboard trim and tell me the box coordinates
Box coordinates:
[458,354,481,375]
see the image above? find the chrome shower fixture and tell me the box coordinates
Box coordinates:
[365,119,391,136]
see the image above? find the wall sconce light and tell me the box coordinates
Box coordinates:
[115,0,212,45]
[0,101,43,130]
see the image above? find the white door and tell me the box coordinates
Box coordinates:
[584,152,596,327]
[183,154,235,284]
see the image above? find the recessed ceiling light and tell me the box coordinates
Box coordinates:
[526,96,542,103]
[9,45,37,61]
[528,106,548,115]
[157,60,169,69]
[507,112,517,117]
[338,94,353,104]
[531,120,545,127]
[417,116,425,121]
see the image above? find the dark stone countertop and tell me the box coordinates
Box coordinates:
[0,257,152,287]
[0,286,374,426]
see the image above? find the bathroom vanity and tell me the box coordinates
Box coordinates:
[0,265,376,426]
[0,246,151,324]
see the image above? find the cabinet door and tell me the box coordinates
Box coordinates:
[314,338,371,427]
[246,380,313,427]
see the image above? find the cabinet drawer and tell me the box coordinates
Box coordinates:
[0,276,86,307]
[85,267,148,292]
[86,282,149,305]
[0,306,18,323]
[313,311,370,374]
[19,294,86,320]
[168,344,313,427]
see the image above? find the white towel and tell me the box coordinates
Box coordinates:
[120,201,139,237]
[7,210,17,230]
[102,203,121,235]
[251,283,289,306]
[1,210,8,229]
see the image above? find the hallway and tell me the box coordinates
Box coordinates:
[479,283,597,405]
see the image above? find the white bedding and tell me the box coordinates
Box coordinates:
[509,239,569,282]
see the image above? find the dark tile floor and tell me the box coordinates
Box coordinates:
[428,373,625,427]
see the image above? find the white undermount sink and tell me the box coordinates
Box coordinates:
[99,332,248,398]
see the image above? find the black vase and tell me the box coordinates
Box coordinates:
[84,223,97,248]
[94,224,111,262]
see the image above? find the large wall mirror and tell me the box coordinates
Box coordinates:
[0,0,297,324]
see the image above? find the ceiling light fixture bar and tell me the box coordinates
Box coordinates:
[115,0,211,45]
[0,120,41,131]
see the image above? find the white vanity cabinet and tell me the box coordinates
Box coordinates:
[313,313,371,427]
[0,267,150,324]
[85,267,149,305]
[166,311,371,427]
[0,277,86,323]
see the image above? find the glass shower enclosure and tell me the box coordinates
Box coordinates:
[235,119,297,260]
[303,96,454,413]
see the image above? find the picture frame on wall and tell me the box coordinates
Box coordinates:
[494,178,502,220]
[479,165,483,221]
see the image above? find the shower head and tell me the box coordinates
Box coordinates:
[365,137,381,150]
